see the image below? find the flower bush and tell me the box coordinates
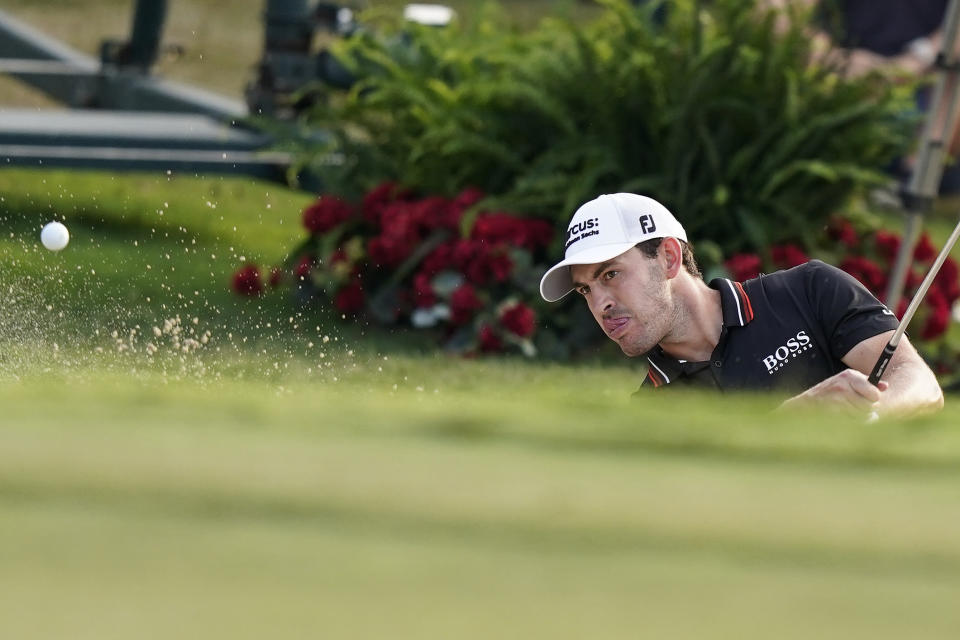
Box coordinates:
[241,183,556,356]
[232,189,959,378]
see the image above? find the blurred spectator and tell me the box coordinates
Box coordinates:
[812,0,947,78]
[759,1,945,69]
[764,1,956,192]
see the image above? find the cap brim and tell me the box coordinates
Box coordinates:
[539,241,638,302]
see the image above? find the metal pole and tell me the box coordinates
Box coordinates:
[263,0,313,52]
[886,0,960,310]
[126,0,168,70]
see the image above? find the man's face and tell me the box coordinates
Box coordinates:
[569,247,673,357]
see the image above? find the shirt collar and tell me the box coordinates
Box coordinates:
[708,277,755,328]
[644,346,681,387]
[642,278,754,388]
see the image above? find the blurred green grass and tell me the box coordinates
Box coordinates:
[1,372,960,639]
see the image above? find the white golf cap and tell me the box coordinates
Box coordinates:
[539,193,688,302]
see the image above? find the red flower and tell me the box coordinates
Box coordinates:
[378,200,419,236]
[472,214,554,251]
[421,243,457,276]
[521,218,555,250]
[302,195,355,234]
[828,218,859,249]
[451,187,485,214]
[840,256,887,294]
[368,234,414,268]
[465,248,513,286]
[500,303,536,338]
[725,253,762,282]
[410,196,460,231]
[874,230,901,264]
[362,181,409,224]
[232,264,263,296]
[914,232,937,262]
[478,325,503,352]
[451,239,480,270]
[926,286,947,311]
[268,266,284,288]
[771,244,809,270]
[487,251,514,283]
[921,296,951,340]
[921,287,957,341]
[413,272,437,308]
[472,213,521,247]
[368,205,420,266]
[334,280,364,314]
[446,239,513,286]
[294,254,314,279]
[934,256,960,304]
[450,284,483,325]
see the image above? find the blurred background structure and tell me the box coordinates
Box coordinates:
[0,1,293,180]
[0,1,470,187]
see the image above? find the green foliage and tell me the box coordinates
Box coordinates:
[303,0,916,259]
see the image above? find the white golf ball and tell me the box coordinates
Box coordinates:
[41,221,70,251]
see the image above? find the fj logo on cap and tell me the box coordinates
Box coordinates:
[639,214,656,234]
[565,218,600,250]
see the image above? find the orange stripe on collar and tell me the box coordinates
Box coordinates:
[734,281,754,323]
[646,368,663,388]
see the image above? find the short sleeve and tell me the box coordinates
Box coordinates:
[803,260,899,360]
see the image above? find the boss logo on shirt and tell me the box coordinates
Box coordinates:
[565,218,600,249]
[763,330,812,373]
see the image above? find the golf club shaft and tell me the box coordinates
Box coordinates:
[868,217,960,385]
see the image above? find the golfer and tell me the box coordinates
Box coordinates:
[540,193,944,417]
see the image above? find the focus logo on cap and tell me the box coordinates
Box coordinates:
[565,217,600,250]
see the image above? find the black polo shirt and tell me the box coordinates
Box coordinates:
[640,260,899,392]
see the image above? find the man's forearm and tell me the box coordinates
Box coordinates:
[875,359,944,417]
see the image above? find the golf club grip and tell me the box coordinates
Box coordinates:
[868,342,898,386]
